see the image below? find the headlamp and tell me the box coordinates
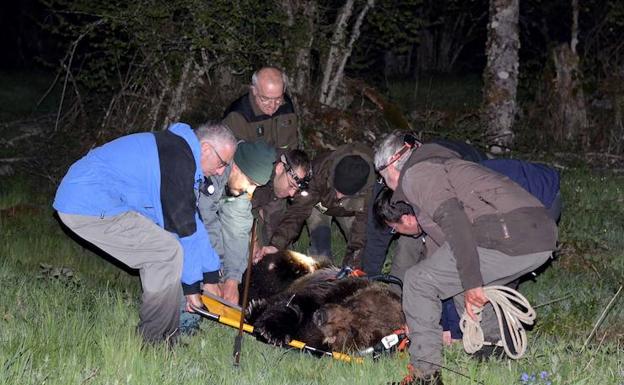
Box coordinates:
[280,154,312,196]
[378,133,420,171]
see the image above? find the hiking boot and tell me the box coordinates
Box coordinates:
[471,344,506,361]
[473,321,518,361]
[387,365,443,385]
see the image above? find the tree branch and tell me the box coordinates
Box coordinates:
[325,0,375,107]
[320,0,355,105]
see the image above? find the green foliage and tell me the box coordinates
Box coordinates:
[558,168,624,251]
[364,0,425,53]
[41,0,287,86]
[385,74,487,149]
[38,0,288,132]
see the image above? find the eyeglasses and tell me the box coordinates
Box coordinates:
[280,154,311,195]
[377,133,420,171]
[257,94,284,106]
[253,86,284,107]
[207,142,228,168]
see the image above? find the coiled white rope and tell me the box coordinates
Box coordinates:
[459,285,536,359]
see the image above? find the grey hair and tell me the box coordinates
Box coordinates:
[194,120,237,148]
[373,131,412,171]
[251,66,289,92]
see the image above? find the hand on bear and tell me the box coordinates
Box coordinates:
[253,245,278,263]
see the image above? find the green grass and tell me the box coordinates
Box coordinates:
[1,168,623,385]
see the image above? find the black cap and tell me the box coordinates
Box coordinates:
[333,155,370,195]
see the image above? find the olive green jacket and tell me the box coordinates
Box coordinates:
[222,93,298,150]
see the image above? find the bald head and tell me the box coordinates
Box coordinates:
[252,67,286,90]
[251,67,287,116]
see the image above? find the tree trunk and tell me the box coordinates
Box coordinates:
[162,56,199,130]
[550,44,588,144]
[320,0,375,107]
[281,0,318,104]
[542,0,587,147]
[320,0,355,105]
[416,29,436,73]
[482,0,519,151]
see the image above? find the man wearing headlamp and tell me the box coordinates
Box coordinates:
[251,150,311,250]
[254,143,376,267]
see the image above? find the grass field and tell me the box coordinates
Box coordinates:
[1,166,623,385]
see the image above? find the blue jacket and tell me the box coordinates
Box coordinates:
[53,123,220,291]
[480,159,560,208]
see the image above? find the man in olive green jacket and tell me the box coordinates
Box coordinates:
[223,66,298,150]
[205,67,298,304]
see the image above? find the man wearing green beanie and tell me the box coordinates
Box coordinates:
[226,140,276,196]
[187,141,275,319]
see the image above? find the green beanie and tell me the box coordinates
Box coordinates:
[233,140,276,185]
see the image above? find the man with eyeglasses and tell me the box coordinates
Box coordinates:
[374,132,557,385]
[250,150,311,259]
[193,140,277,309]
[222,66,298,151]
[53,121,237,346]
[254,143,375,267]
[362,136,561,285]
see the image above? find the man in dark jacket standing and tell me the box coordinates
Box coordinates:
[223,66,298,150]
[254,143,376,266]
[374,132,557,385]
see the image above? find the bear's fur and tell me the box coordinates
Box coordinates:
[243,250,405,352]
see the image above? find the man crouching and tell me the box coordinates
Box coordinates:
[373,132,557,385]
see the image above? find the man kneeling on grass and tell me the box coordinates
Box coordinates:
[53,121,236,346]
[374,132,558,385]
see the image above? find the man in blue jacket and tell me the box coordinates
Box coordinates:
[53,121,237,345]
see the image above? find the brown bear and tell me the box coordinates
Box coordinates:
[243,250,405,353]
